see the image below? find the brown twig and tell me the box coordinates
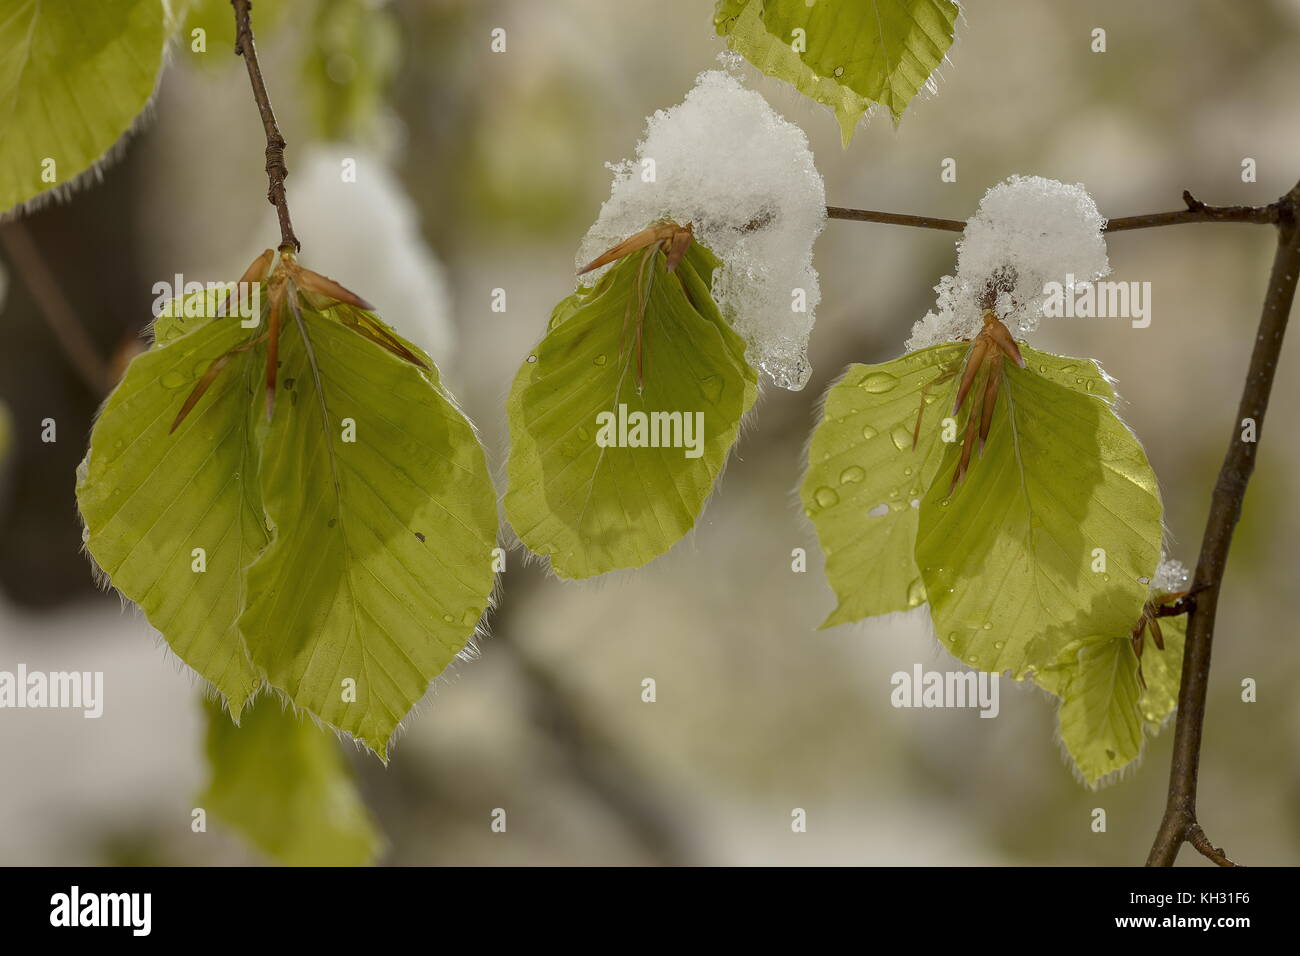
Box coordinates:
[1107,190,1278,231]
[1153,597,1195,619]
[1145,181,1299,867]
[1187,824,1241,867]
[826,206,965,231]
[0,223,110,395]
[826,190,1278,234]
[231,0,299,252]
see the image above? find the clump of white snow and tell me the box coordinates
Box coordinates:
[1153,557,1191,594]
[576,68,826,390]
[907,176,1109,351]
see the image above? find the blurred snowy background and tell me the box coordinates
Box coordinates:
[1,0,1299,865]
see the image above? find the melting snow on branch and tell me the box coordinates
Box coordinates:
[907,175,1109,351]
[576,68,826,390]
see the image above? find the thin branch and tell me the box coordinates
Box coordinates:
[1153,596,1195,619]
[1107,190,1278,231]
[826,206,965,231]
[0,222,110,395]
[827,190,1278,234]
[231,0,299,252]
[1187,824,1241,867]
[1146,183,1299,867]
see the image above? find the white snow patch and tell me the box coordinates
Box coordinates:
[1153,557,1190,594]
[576,69,826,390]
[907,176,1109,351]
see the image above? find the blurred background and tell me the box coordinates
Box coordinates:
[1,0,1298,865]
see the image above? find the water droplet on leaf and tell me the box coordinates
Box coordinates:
[859,371,898,393]
[907,578,925,607]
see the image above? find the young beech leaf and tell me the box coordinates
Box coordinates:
[77,292,269,712]
[0,0,167,214]
[506,238,756,579]
[78,252,498,757]
[802,343,967,626]
[198,695,382,866]
[1034,609,1186,786]
[915,346,1163,679]
[1134,612,1187,725]
[238,298,497,759]
[715,0,959,143]
[1037,637,1143,786]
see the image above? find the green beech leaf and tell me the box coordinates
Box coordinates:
[1136,613,1186,724]
[915,346,1163,679]
[239,302,498,758]
[77,294,268,712]
[199,694,382,866]
[1035,611,1186,785]
[802,343,966,626]
[0,0,167,214]
[77,254,498,758]
[714,0,959,143]
[506,239,757,579]
[1039,637,1143,785]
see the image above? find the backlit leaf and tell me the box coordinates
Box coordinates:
[714,0,959,143]
[915,346,1163,678]
[77,296,267,712]
[802,343,966,626]
[199,694,382,866]
[1035,611,1186,785]
[239,302,497,758]
[505,238,757,579]
[78,252,498,757]
[0,0,167,214]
